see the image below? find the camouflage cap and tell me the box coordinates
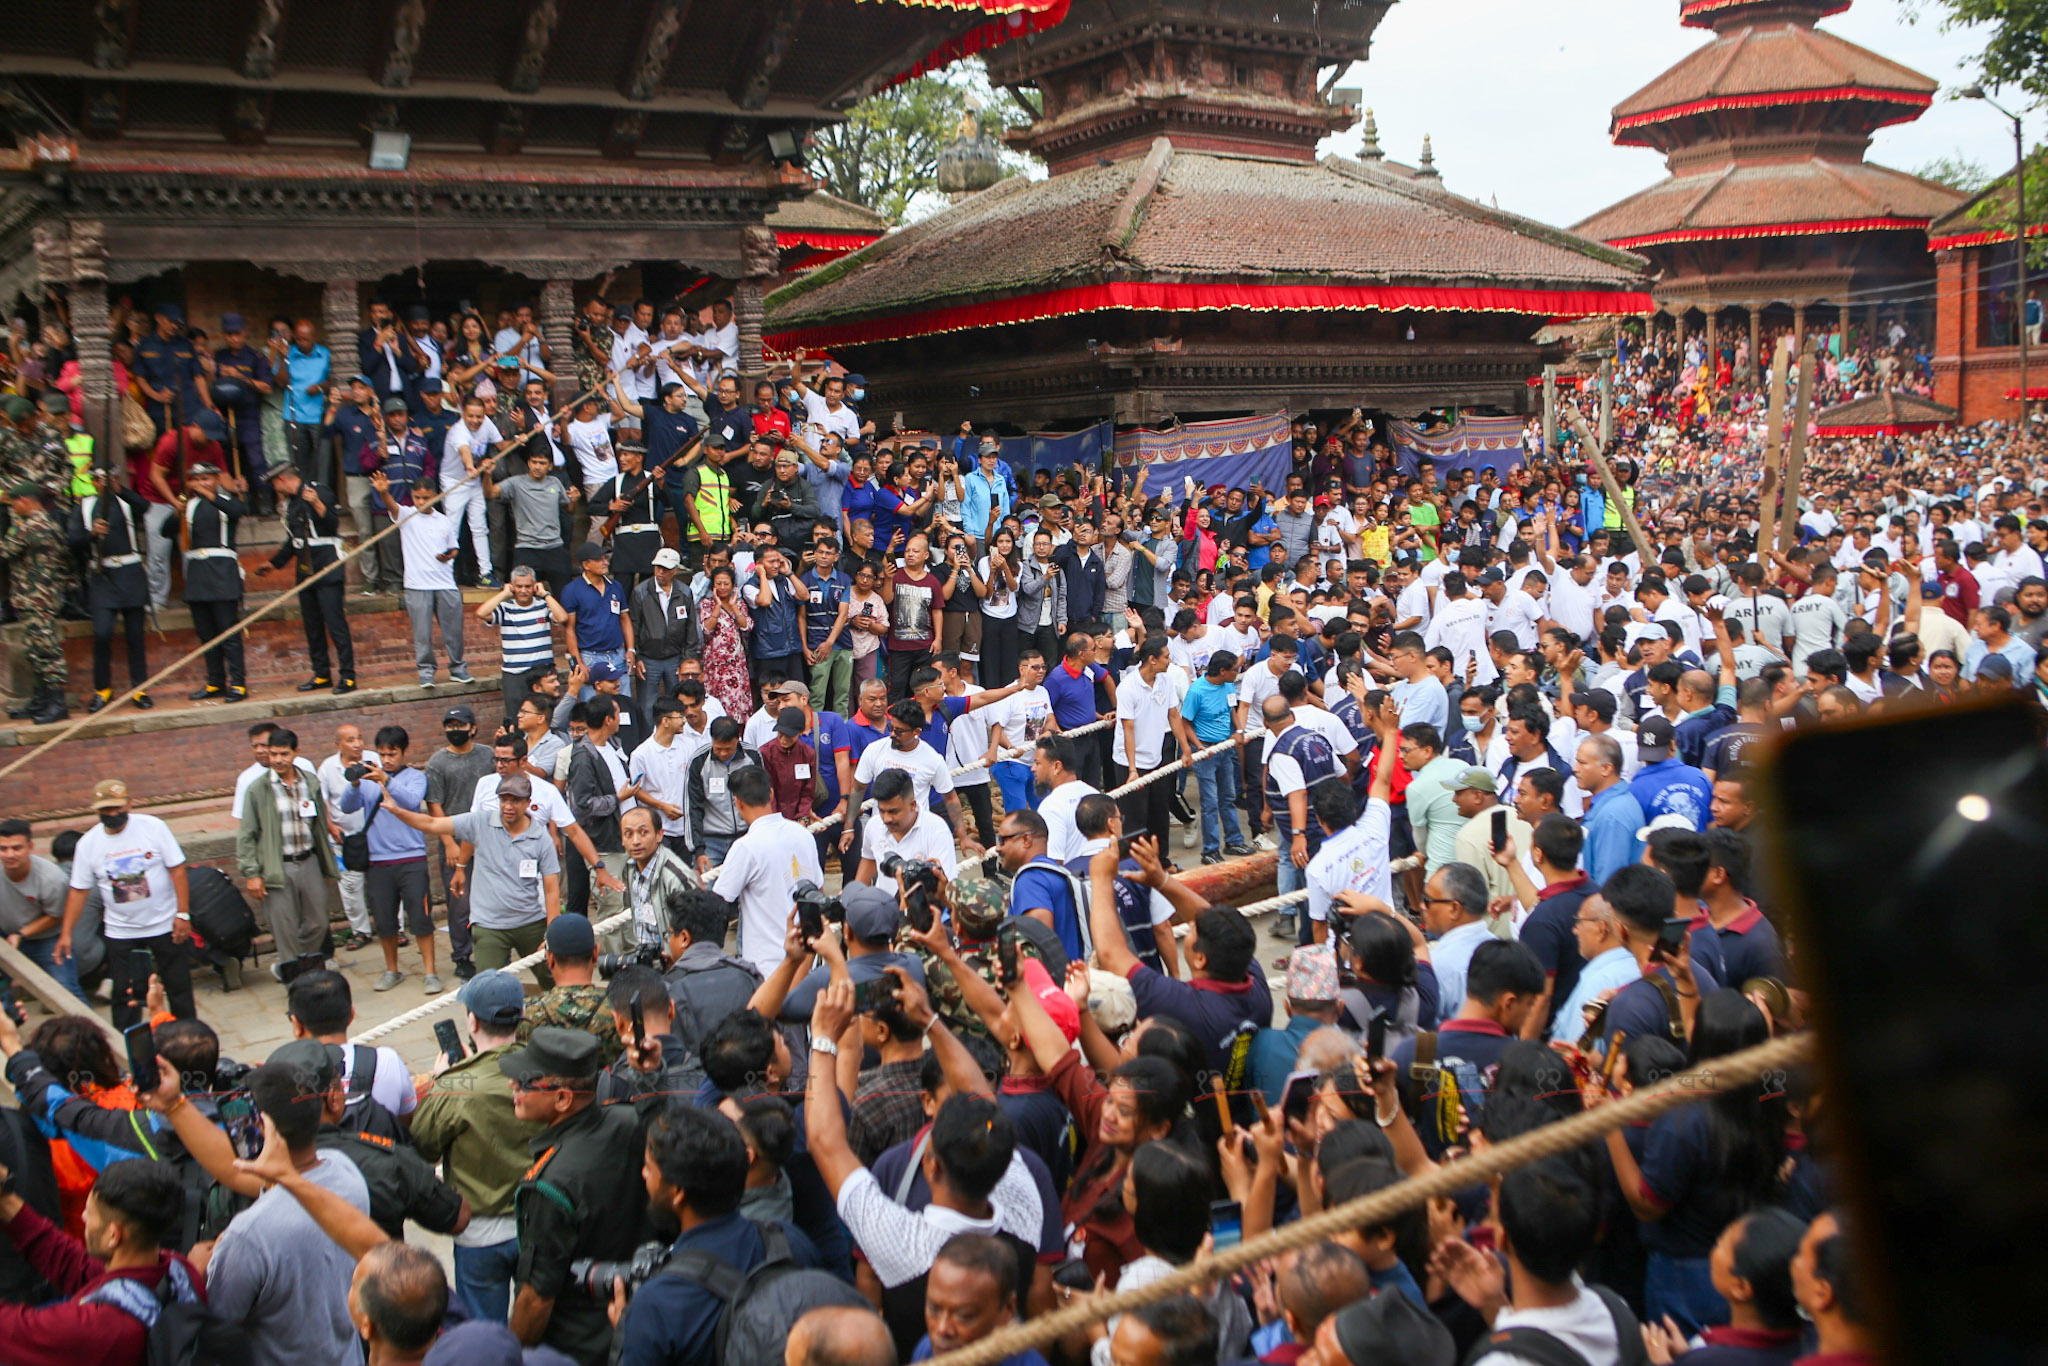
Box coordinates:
[950,875,1007,939]
[0,395,31,422]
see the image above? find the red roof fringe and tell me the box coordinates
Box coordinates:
[1928,222,2048,252]
[1614,86,1929,137]
[766,281,1657,350]
[881,0,1072,89]
[1607,216,1928,249]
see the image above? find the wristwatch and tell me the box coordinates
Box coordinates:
[811,1038,839,1058]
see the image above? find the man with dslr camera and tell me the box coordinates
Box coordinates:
[856,768,958,896]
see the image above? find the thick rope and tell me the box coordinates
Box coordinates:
[348,907,638,1044]
[928,1029,1814,1366]
[1,362,642,784]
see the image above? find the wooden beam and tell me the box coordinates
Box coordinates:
[241,0,287,80]
[1755,334,1789,552]
[623,0,688,102]
[0,939,122,1050]
[1564,409,1655,565]
[731,0,803,112]
[91,0,137,70]
[377,0,431,90]
[1776,336,1817,553]
[506,0,561,94]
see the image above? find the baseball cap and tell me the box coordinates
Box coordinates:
[219,312,245,333]
[1330,1288,1455,1366]
[38,390,70,416]
[586,659,623,683]
[774,706,805,737]
[6,481,41,501]
[1037,493,1062,509]
[186,462,221,478]
[1084,968,1137,1036]
[1449,765,1497,793]
[0,396,30,422]
[90,778,130,810]
[497,773,533,802]
[840,884,899,942]
[349,372,373,386]
[153,302,185,323]
[949,876,1007,940]
[497,1026,602,1085]
[443,705,477,726]
[1636,811,1696,840]
[382,397,408,416]
[1285,945,1339,1004]
[419,377,444,395]
[576,540,608,563]
[1021,958,1080,1043]
[652,547,682,569]
[544,913,597,959]
[1636,714,1676,763]
[267,1038,343,1086]
[458,969,526,1028]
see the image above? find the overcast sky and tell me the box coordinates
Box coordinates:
[1314,0,2046,230]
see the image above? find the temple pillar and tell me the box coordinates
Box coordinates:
[321,277,361,357]
[737,224,779,377]
[1838,303,1851,353]
[539,278,577,402]
[1792,303,1806,357]
[1705,307,1719,370]
[1674,311,1686,348]
[1748,307,1760,371]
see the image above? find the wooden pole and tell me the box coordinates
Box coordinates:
[1564,408,1656,565]
[1598,356,1614,448]
[1756,335,1790,549]
[0,939,123,1047]
[1776,336,1817,553]
[1541,364,1557,456]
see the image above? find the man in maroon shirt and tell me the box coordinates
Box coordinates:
[0,1156,207,1366]
[1933,540,1979,626]
[763,705,819,822]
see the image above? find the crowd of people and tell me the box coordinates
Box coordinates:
[0,293,2037,1366]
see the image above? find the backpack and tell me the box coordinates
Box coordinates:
[83,1260,255,1366]
[655,1220,868,1366]
[1461,1285,1647,1366]
[341,1045,412,1147]
[185,866,257,961]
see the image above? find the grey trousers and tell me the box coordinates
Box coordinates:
[407,588,466,680]
[337,867,372,937]
[347,474,401,592]
[263,856,331,961]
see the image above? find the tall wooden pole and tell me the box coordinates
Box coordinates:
[1598,356,1614,448]
[1542,364,1557,455]
[1565,408,1656,565]
[1776,335,1817,553]
[1756,335,1790,549]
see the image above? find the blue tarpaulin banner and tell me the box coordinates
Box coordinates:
[1002,421,1116,483]
[1387,415,1527,479]
[1110,411,1292,497]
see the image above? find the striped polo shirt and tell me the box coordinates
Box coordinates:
[489,598,555,673]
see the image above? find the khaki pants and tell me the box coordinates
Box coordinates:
[263,856,331,961]
[473,919,551,989]
[587,851,631,957]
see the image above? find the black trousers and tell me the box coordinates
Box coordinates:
[107,930,193,1031]
[1028,624,1061,667]
[91,601,147,690]
[957,781,996,846]
[1118,734,1177,852]
[301,578,355,681]
[886,648,931,703]
[981,615,1021,688]
[188,598,245,689]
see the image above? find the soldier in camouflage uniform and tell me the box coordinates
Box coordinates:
[25,392,77,516]
[2,479,70,724]
[515,911,624,1065]
[906,873,1065,1044]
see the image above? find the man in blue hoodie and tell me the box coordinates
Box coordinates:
[338,723,439,994]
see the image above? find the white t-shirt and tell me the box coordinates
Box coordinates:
[440,419,503,490]
[629,734,696,837]
[853,740,956,807]
[1545,573,1595,641]
[1306,798,1392,923]
[800,391,861,446]
[392,504,460,591]
[1293,703,1360,759]
[469,772,574,833]
[1111,669,1178,769]
[343,1042,420,1118]
[318,753,369,836]
[1204,594,1237,629]
[989,686,1054,753]
[567,414,617,492]
[1037,778,1099,864]
[232,757,320,820]
[1235,660,1289,735]
[1494,591,1543,650]
[69,812,186,939]
[978,556,1018,619]
[713,812,825,975]
[862,809,960,895]
[1469,1284,1623,1366]
[944,687,993,788]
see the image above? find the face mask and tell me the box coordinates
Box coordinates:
[445,729,472,747]
[850,388,865,402]
[98,810,128,832]
[1463,715,1487,734]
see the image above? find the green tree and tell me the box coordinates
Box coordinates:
[808,62,1036,224]
[1915,152,1994,192]
[1908,0,2048,102]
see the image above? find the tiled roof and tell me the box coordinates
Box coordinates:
[1927,149,2048,243]
[1812,391,1959,427]
[1614,21,1936,123]
[767,191,891,235]
[769,143,1646,332]
[1573,157,1964,244]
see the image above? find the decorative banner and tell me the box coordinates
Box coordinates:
[1002,420,1116,482]
[1110,410,1293,494]
[1387,415,1529,479]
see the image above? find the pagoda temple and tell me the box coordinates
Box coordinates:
[1573,0,1964,357]
[765,0,1653,431]
[0,0,1055,448]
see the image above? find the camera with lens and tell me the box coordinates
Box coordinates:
[571,1241,669,1300]
[792,880,844,944]
[879,855,942,933]
[344,762,369,783]
[597,940,668,977]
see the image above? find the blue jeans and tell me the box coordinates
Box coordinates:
[579,646,632,699]
[1645,1252,1728,1338]
[453,1238,519,1323]
[16,933,85,1003]
[698,832,735,868]
[1277,841,1313,942]
[1192,749,1243,856]
[640,655,680,710]
[993,760,1039,817]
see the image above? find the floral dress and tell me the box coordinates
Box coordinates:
[700,592,753,719]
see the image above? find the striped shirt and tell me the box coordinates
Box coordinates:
[489,599,555,673]
[271,771,314,858]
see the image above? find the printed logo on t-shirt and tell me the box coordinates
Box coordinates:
[105,850,156,904]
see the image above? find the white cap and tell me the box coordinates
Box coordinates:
[1635,812,1696,841]
[652,547,682,569]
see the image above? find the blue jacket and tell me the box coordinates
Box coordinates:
[1054,542,1106,626]
[1581,781,1646,886]
[339,766,430,863]
[1631,757,1713,831]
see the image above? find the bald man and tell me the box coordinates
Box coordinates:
[785,1305,897,1366]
